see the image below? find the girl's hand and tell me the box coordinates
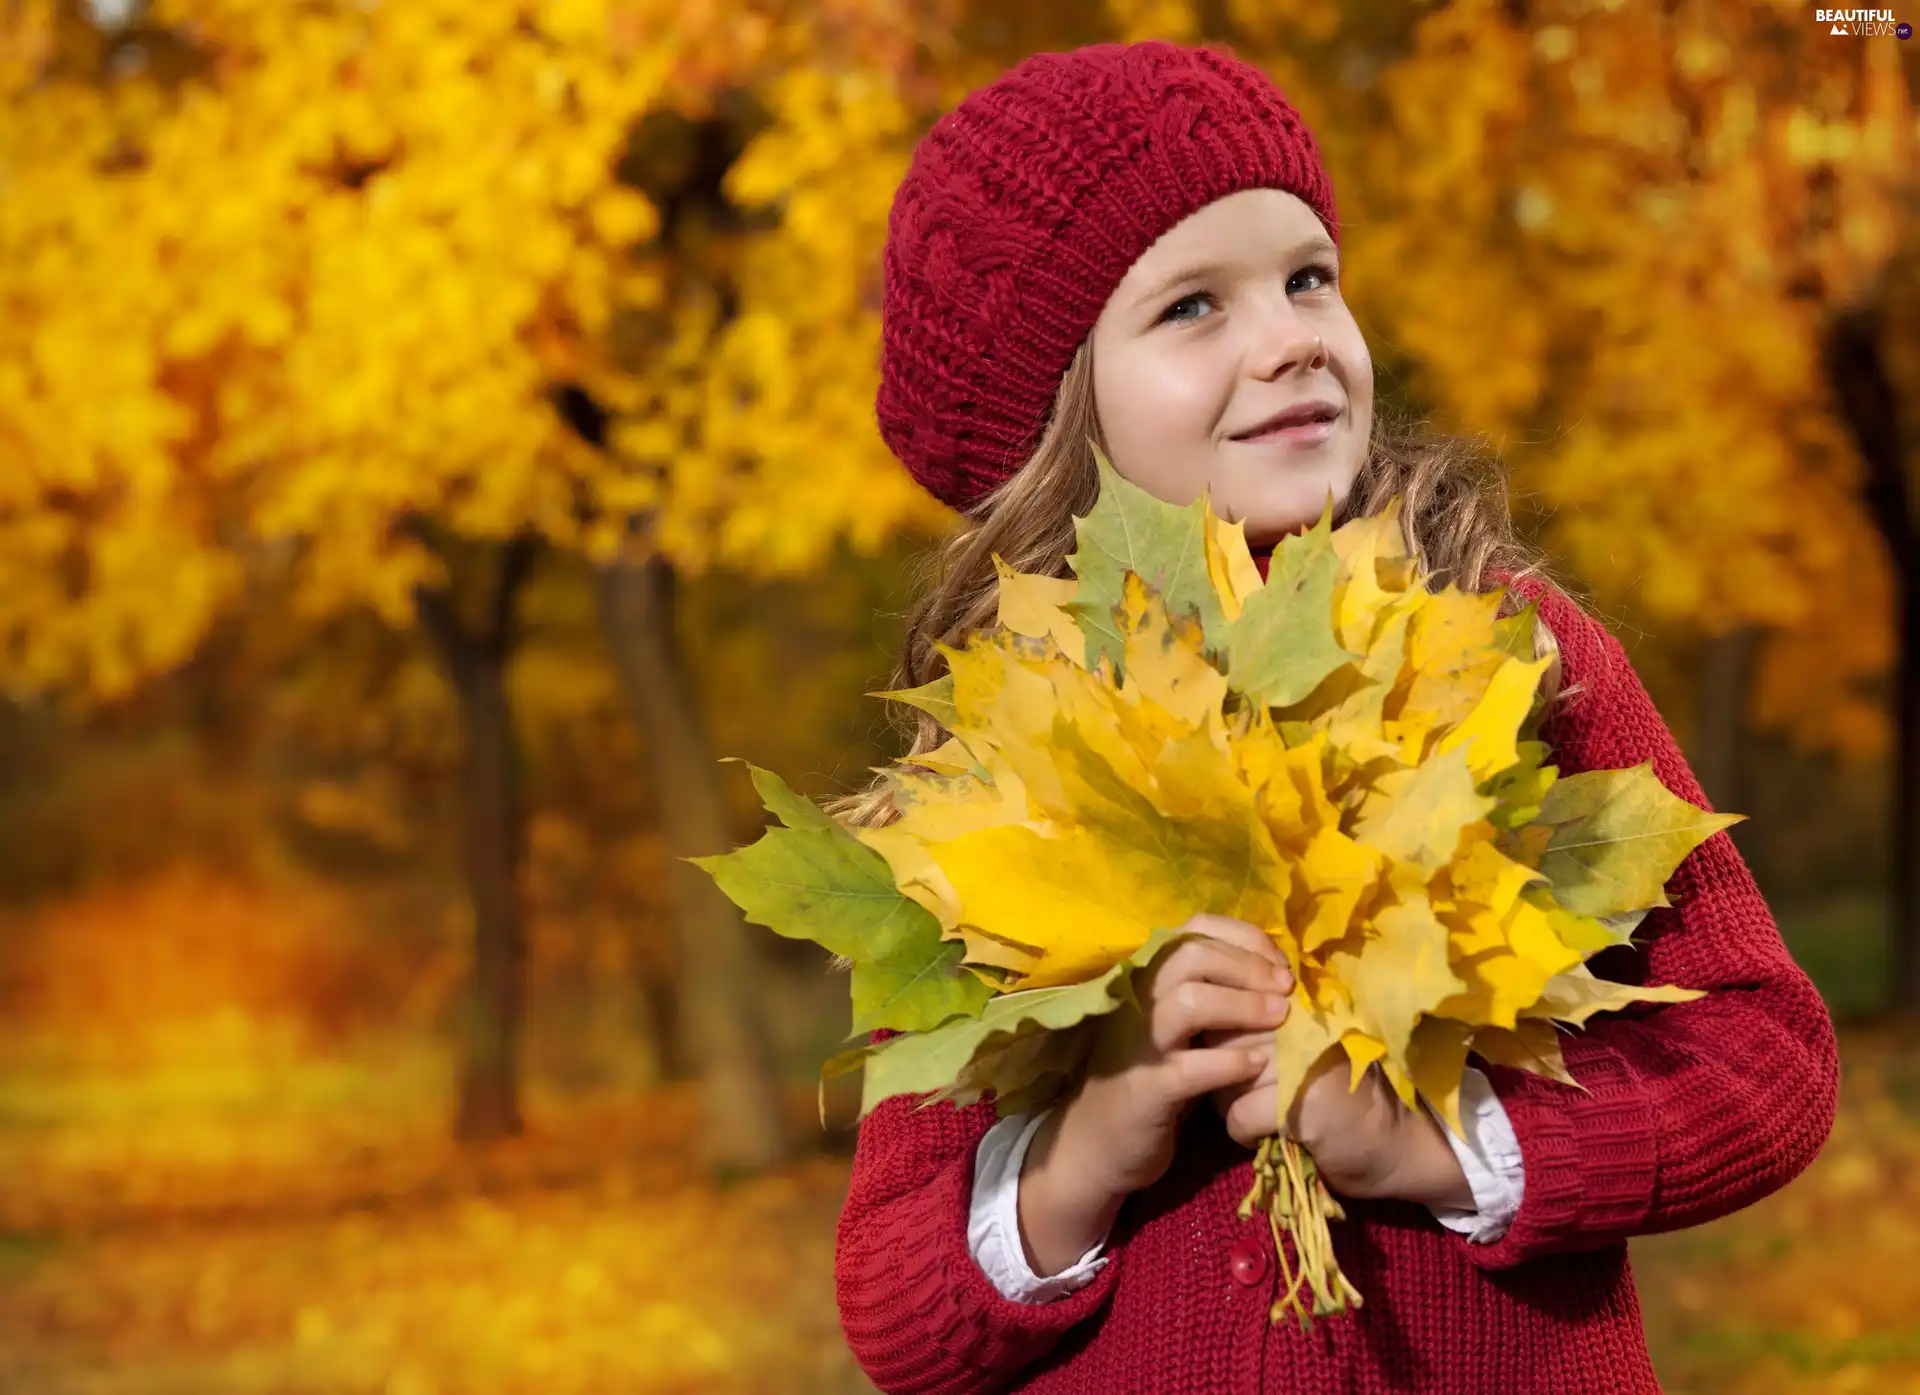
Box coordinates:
[1204,1030,1476,1208]
[1017,915,1292,1274]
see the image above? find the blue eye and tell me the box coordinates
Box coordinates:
[1159,292,1216,324]
[1292,262,1339,293]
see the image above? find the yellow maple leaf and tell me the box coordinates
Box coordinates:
[1522,964,1705,1025]
[1329,890,1467,1087]
[1117,571,1230,735]
[1445,837,1544,920]
[1470,1019,1576,1087]
[1409,1016,1473,1137]
[1203,503,1263,622]
[1352,745,1496,870]
[1404,588,1509,729]
[1270,996,1357,1126]
[1432,652,1554,781]
[993,556,1085,660]
[1292,825,1383,955]
[1340,1029,1389,1090]
[1332,514,1402,653]
[911,736,978,775]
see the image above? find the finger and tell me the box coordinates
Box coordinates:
[1208,1062,1268,1117]
[1199,1024,1280,1054]
[1179,914,1292,972]
[1150,980,1290,1053]
[1159,1043,1269,1107]
[1226,1085,1285,1149]
[1155,937,1293,998]
[1203,1034,1279,1091]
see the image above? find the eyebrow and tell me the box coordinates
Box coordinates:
[1131,235,1341,311]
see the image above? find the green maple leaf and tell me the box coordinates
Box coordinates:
[1225,504,1355,708]
[1529,893,1649,958]
[728,756,833,831]
[828,927,1191,1119]
[691,763,993,1034]
[1533,763,1743,918]
[1066,447,1226,680]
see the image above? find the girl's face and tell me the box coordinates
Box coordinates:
[1089,189,1374,549]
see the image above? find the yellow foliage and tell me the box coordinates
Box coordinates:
[1336,3,1911,754]
[5,1,1899,761]
[744,480,1727,1325]
[850,495,1713,1138]
[0,1,950,700]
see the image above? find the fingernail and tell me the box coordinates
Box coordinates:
[1246,1048,1269,1069]
[1264,994,1289,1016]
[1271,967,1293,990]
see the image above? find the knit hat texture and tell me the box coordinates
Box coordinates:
[876,41,1339,513]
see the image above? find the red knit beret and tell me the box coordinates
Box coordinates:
[876,41,1340,513]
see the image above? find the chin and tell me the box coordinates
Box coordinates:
[1242,494,1353,547]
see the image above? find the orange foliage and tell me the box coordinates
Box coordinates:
[0,866,446,1070]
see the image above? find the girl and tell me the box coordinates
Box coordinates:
[830,40,1838,1394]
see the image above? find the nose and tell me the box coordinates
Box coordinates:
[1245,292,1326,381]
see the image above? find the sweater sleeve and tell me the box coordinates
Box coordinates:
[835,1057,1122,1394]
[1462,578,1841,1272]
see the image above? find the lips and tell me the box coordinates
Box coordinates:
[1231,401,1342,440]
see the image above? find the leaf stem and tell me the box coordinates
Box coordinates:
[1243,1130,1363,1327]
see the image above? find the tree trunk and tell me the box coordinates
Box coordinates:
[634,951,688,1081]
[595,551,787,1173]
[1692,625,1758,856]
[415,538,536,1142]
[1824,303,1919,1017]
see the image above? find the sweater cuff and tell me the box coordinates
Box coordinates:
[1463,1041,1659,1270]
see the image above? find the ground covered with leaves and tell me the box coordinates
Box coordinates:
[0,1024,1915,1395]
[0,1057,870,1395]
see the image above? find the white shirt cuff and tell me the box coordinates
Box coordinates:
[1426,1065,1526,1244]
[968,1108,1111,1303]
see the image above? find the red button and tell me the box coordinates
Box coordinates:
[1228,1238,1269,1287]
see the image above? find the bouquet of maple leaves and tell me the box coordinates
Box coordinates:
[696,452,1734,1326]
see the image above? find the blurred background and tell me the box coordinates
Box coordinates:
[0,1,1915,1391]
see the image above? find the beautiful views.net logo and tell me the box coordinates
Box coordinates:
[1814,8,1912,35]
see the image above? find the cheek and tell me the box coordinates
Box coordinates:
[1333,321,1375,419]
[1351,350,1375,424]
[1094,345,1229,490]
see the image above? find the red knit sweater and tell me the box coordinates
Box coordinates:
[834,573,1840,1394]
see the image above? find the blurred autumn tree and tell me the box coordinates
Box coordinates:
[0,0,946,1158]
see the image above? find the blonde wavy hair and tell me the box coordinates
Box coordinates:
[826,342,1575,829]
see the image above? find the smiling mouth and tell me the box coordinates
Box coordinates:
[1230,402,1344,444]
[1233,414,1341,446]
